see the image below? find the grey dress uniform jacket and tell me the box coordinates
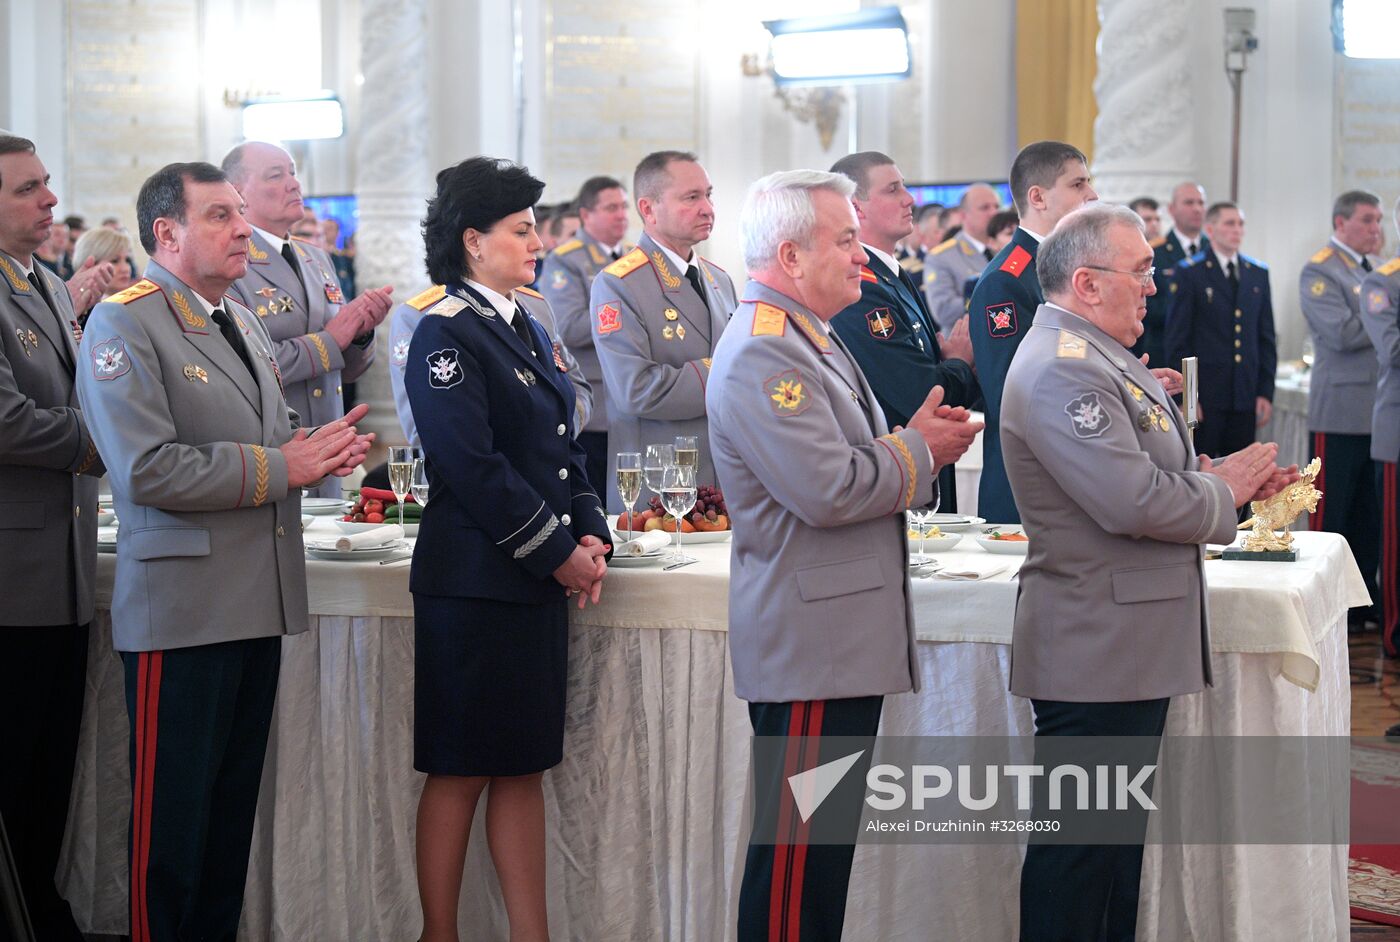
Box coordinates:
[539,231,628,435]
[1299,243,1377,434]
[1361,258,1400,463]
[228,231,373,497]
[589,233,737,509]
[707,280,936,703]
[1001,304,1238,702]
[922,232,988,331]
[388,284,592,446]
[0,251,104,626]
[76,262,309,652]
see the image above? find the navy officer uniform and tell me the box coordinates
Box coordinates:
[404,280,611,776]
[967,226,1043,524]
[1134,229,1210,368]
[1166,250,1276,458]
[831,247,978,511]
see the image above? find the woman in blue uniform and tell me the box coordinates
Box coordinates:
[404,156,612,941]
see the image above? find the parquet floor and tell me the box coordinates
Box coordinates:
[1350,626,1400,938]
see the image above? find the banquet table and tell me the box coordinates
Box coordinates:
[58,521,1367,941]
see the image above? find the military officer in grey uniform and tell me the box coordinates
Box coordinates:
[539,175,632,496]
[388,282,593,446]
[709,169,981,941]
[589,151,737,510]
[1361,201,1400,665]
[1001,204,1294,942]
[1300,190,1385,629]
[923,182,1001,330]
[222,142,393,497]
[0,133,105,941]
[76,162,373,942]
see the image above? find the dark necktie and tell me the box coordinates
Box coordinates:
[281,241,299,271]
[983,247,995,262]
[685,264,710,313]
[610,249,622,261]
[27,270,73,363]
[509,308,536,357]
[1226,259,1239,297]
[211,307,256,378]
[1187,241,1198,257]
[1362,256,1373,272]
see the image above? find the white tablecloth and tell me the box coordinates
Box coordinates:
[59,524,1366,940]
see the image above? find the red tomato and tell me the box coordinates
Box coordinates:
[365,512,385,524]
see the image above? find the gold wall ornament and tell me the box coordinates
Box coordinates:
[741,54,846,152]
[1233,457,1323,556]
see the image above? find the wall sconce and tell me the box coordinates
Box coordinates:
[741,7,912,151]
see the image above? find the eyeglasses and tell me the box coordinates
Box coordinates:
[1084,265,1156,287]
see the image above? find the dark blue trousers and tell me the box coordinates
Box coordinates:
[122,636,280,942]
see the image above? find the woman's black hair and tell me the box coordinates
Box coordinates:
[423,156,546,284]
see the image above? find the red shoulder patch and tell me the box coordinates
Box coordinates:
[859,266,878,284]
[1000,245,1032,277]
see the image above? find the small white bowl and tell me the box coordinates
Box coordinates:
[976,532,1030,555]
[333,518,419,537]
[97,510,117,526]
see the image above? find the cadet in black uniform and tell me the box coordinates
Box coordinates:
[404,156,613,942]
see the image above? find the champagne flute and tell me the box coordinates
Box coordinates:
[908,507,933,564]
[409,458,430,509]
[643,444,674,499]
[387,446,417,531]
[673,435,699,476]
[615,452,642,539]
[660,463,697,566]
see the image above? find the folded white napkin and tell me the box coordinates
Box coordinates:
[308,524,403,553]
[933,565,1008,582]
[616,530,671,557]
[97,526,119,543]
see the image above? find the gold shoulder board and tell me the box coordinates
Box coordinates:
[751,303,788,337]
[108,279,162,305]
[407,285,447,311]
[1379,257,1400,277]
[604,247,649,278]
[1310,246,1335,265]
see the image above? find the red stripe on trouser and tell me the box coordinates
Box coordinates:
[785,699,825,942]
[1385,466,1397,656]
[1310,433,1326,530]
[131,652,163,942]
[770,702,808,942]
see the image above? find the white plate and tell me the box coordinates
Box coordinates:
[609,552,668,568]
[924,514,986,532]
[302,498,347,515]
[333,518,419,536]
[306,539,409,561]
[669,529,731,545]
[910,533,962,552]
[97,511,116,526]
[975,532,1029,555]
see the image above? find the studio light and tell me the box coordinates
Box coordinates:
[762,8,911,87]
[1332,0,1400,59]
[241,94,345,142]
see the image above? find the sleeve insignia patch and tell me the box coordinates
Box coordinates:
[1368,289,1389,314]
[986,301,1018,338]
[1310,279,1326,297]
[391,335,411,366]
[550,267,570,290]
[752,302,788,337]
[596,302,622,334]
[866,307,897,340]
[1065,391,1111,438]
[1056,331,1086,358]
[91,337,132,380]
[764,368,810,416]
[427,348,464,389]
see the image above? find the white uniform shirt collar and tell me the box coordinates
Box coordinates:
[252,225,290,256]
[1171,227,1203,255]
[1019,226,1046,244]
[189,288,222,315]
[467,279,519,325]
[653,237,694,276]
[961,231,987,255]
[1213,247,1238,270]
[1331,236,1366,267]
[862,243,900,275]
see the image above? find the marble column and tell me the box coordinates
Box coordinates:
[354,0,432,444]
[1091,0,1197,204]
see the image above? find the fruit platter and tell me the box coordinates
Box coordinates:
[342,486,421,535]
[615,484,732,544]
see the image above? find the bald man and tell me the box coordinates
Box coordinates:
[1138,182,1212,367]
[923,183,1001,330]
[223,142,393,497]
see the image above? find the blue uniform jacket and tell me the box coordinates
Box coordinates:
[967,227,1043,524]
[830,252,979,510]
[405,282,611,604]
[1134,231,1211,367]
[1165,252,1276,414]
